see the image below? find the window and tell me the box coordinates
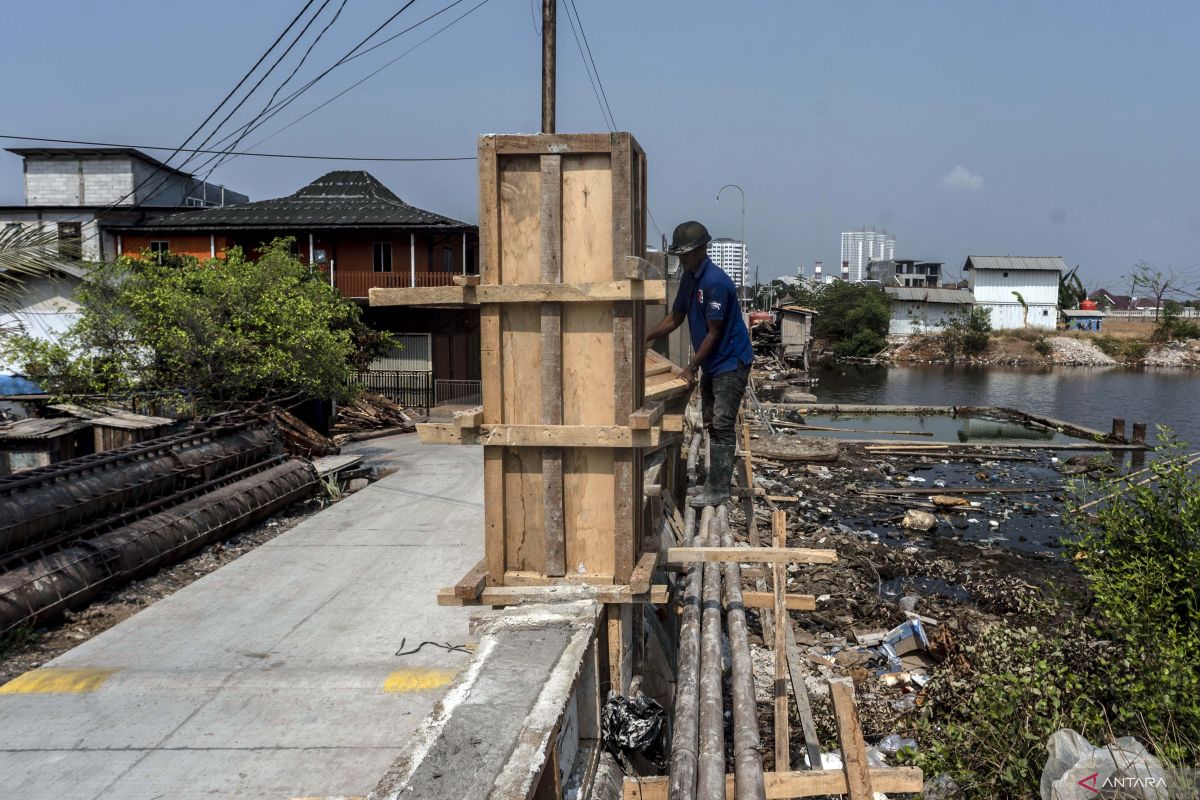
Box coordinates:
[1003,271,1009,278]
[149,240,169,265]
[372,242,392,272]
[443,246,454,273]
[1042,309,1049,316]
[57,222,82,260]
[185,197,205,207]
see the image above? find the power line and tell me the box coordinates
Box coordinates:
[0,135,473,162]
[561,0,613,131]
[240,0,494,158]
[567,0,616,129]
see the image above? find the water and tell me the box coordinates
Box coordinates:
[809,363,1200,447]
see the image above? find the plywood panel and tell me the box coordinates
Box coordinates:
[561,154,616,579]
[498,156,542,285]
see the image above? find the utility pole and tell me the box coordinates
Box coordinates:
[541,0,556,133]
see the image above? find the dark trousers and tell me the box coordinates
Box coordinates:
[700,362,750,448]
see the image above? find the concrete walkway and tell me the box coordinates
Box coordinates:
[0,435,482,800]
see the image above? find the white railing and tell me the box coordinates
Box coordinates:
[434,379,482,407]
[1101,308,1200,319]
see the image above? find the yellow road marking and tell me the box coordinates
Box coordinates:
[0,667,120,695]
[382,667,456,693]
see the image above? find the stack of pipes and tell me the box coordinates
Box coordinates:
[668,502,767,800]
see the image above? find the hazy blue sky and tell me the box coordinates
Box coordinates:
[3,0,1198,289]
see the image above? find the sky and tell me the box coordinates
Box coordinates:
[2,0,1198,290]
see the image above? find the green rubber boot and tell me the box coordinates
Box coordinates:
[689,443,735,507]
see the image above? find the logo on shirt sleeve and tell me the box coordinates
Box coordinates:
[709,300,722,312]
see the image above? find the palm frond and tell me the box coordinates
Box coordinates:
[0,224,80,312]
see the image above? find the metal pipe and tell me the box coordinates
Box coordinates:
[719,505,767,799]
[668,504,701,800]
[697,505,726,798]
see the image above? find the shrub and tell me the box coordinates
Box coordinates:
[811,282,890,357]
[940,306,992,358]
[1094,335,1149,361]
[1033,336,1053,356]
[1067,432,1200,763]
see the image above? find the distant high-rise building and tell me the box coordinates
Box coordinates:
[840,228,895,282]
[706,237,748,287]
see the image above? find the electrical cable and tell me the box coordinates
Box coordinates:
[0,134,473,161]
[568,0,617,129]
[561,0,613,131]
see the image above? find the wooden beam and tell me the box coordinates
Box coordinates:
[418,423,677,448]
[624,255,658,280]
[476,281,665,303]
[540,152,566,579]
[629,550,657,595]
[667,546,837,566]
[369,285,473,306]
[662,414,683,432]
[437,583,668,606]
[628,401,664,430]
[734,591,815,611]
[829,678,874,800]
[453,406,484,430]
[784,618,823,771]
[772,510,790,775]
[452,274,481,286]
[621,767,923,799]
[454,557,489,600]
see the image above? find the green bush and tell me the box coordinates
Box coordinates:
[811,282,890,357]
[940,306,992,358]
[1094,335,1149,361]
[915,623,1108,798]
[1033,336,1053,356]
[1067,433,1200,762]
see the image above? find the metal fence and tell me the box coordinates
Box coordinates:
[434,379,482,407]
[350,370,433,411]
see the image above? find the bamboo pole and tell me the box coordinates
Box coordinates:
[719,504,767,800]
[697,505,726,799]
[687,432,702,485]
[1075,453,1200,512]
[669,504,701,800]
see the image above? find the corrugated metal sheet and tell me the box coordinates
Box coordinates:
[1061,309,1104,318]
[369,334,432,372]
[965,256,1067,273]
[884,287,975,304]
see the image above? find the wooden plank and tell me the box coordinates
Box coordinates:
[610,136,638,587]
[368,285,472,306]
[644,373,689,402]
[829,678,874,800]
[772,510,790,774]
[486,132,618,155]
[437,583,667,606]
[453,407,483,430]
[784,620,823,772]
[733,591,816,611]
[452,273,481,286]
[419,424,676,449]
[454,557,489,600]
[483,447,507,584]
[473,281,664,303]
[662,414,683,432]
[628,401,664,430]
[667,546,837,565]
[629,550,657,595]
[621,767,924,799]
[541,153,566,578]
[624,255,658,280]
[499,155,545,575]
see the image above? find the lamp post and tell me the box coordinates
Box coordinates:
[716,184,746,304]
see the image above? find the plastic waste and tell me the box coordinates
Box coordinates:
[877,733,918,755]
[1040,729,1166,800]
[600,691,666,766]
[923,773,960,800]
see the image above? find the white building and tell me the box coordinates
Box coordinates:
[964,256,1064,330]
[706,237,747,288]
[840,228,895,282]
[0,147,246,262]
[884,286,975,336]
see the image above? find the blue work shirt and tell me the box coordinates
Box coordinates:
[672,257,754,376]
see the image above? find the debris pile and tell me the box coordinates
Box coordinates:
[334,391,416,437]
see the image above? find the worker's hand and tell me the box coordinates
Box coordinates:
[678,366,695,388]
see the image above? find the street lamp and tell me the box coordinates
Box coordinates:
[716,184,746,304]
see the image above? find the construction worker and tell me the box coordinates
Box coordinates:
[645,221,754,507]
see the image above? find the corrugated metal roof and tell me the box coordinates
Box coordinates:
[0,418,90,441]
[1062,309,1104,317]
[121,171,471,231]
[964,256,1066,273]
[884,287,975,304]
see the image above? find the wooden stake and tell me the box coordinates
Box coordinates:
[829,679,874,800]
[540,153,566,577]
[772,510,790,775]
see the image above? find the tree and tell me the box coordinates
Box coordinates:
[811,282,890,356]
[940,306,992,358]
[9,238,389,408]
[1058,265,1087,310]
[1131,262,1193,323]
[1012,290,1029,328]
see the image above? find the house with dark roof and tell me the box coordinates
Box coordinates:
[112,171,481,403]
[1089,288,1134,311]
